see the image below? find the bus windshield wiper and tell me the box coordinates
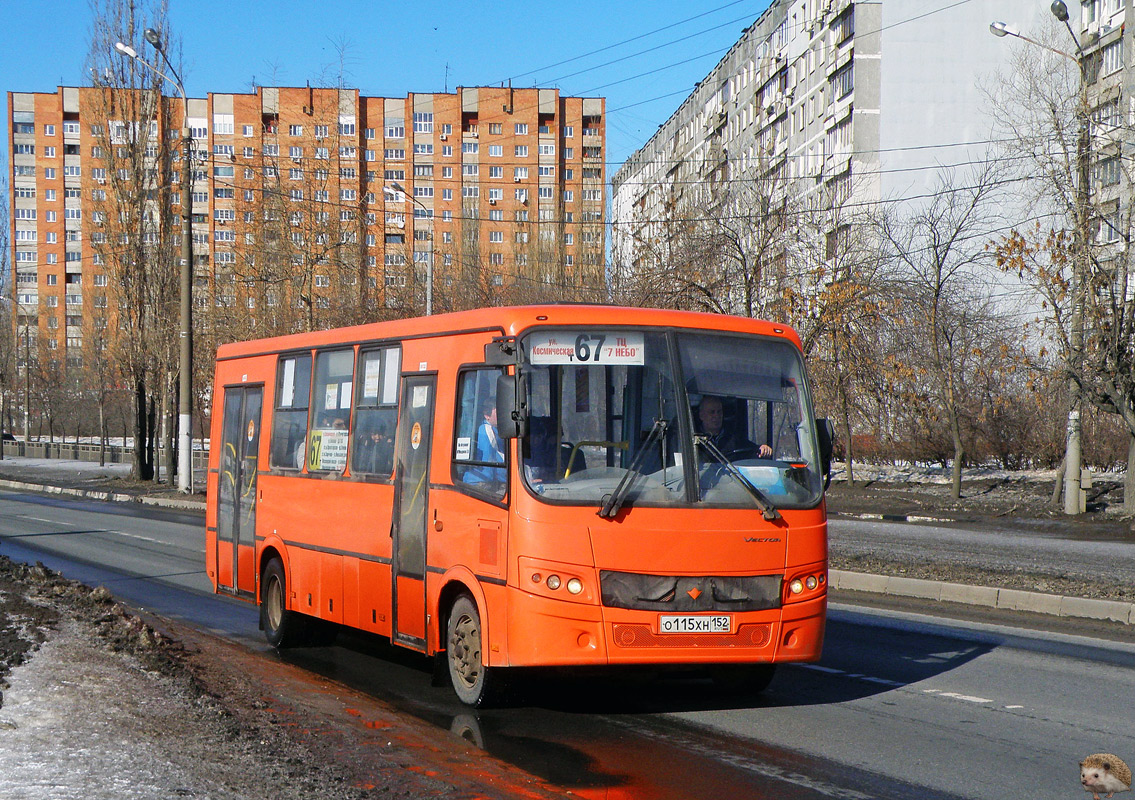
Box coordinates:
[598,418,668,519]
[695,434,782,521]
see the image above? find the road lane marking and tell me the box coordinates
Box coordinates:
[923,689,992,704]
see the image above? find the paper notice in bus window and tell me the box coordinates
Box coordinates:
[319,429,348,471]
[281,359,296,407]
[529,332,645,366]
[324,384,338,413]
[339,381,352,409]
[363,358,381,400]
[412,385,429,408]
[456,437,472,460]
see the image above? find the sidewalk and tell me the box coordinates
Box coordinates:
[0,455,1131,627]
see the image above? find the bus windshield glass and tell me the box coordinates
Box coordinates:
[520,328,823,510]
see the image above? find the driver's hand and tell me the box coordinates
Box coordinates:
[758,444,773,458]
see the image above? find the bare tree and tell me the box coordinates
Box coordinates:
[86,0,181,481]
[879,164,1006,498]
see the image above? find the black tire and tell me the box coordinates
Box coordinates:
[446,595,495,706]
[261,558,307,648]
[710,664,776,694]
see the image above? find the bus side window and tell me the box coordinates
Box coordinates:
[352,346,401,477]
[453,368,506,499]
[270,353,312,470]
[308,349,355,474]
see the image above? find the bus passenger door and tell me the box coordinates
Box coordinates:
[391,374,435,650]
[215,385,263,598]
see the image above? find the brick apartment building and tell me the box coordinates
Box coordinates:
[7,85,606,372]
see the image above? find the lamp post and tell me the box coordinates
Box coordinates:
[991,4,1089,515]
[115,32,195,493]
[387,182,432,315]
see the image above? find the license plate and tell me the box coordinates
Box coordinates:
[658,614,732,634]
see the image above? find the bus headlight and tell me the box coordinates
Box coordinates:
[805,576,818,590]
[790,578,804,595]
[566,578,583,595]
[546,574,561,590]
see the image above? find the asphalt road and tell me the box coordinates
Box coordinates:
[1,487,1132,799]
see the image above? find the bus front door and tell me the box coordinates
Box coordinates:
[215,385,263,598]
[391,374,435,650]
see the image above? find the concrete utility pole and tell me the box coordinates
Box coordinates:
[115,31,195,493]
[991,1,1089,515]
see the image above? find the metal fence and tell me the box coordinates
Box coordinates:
[0,440,209,472]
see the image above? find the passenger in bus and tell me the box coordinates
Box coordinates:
[465,401,507,484]
[357,425,394,475]
[697,395,772,459]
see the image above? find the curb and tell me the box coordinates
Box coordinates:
[0,478,206,512]
[830,569,1135,625]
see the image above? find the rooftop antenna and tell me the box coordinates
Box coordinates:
[444,62,450,94]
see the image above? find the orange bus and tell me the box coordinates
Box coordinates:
[206,305,833,705]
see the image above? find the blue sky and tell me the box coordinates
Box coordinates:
[3,0,773,171]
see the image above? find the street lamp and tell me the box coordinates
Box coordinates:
[386,182,432,315]
[991,4,1089,515]
[115,30,195,493]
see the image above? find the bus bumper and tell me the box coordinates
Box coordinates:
[504,591,826,667]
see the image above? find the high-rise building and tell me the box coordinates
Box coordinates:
[7,85,606,370]
[610,0,1048,288]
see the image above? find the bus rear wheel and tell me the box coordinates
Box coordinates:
[446,595,495,706]
[261,558,306,648]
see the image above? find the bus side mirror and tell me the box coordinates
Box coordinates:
[496,373,527,439]
[816,417,835,489]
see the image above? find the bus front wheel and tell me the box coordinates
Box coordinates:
[446,595,495,706]
[261,558,306,648]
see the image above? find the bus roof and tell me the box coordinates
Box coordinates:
[214,305,804,360]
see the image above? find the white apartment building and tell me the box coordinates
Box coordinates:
[611,0,1050,280]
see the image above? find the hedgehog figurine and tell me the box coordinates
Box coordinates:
[1081,754,1132,800]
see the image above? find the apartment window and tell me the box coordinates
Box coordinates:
[413,186,434,198]
[515,145,529,157]
[339,120,356,135]
[442,145,453,157]
[414,143,434,156]
[462,164,479,177]
[413,112,433,133]
[539,165,555,177]
[366,127,376,139]
[538,186,553,200]
[489,231,504,243]
[414,164,434,177]
[564,147,574,159]
[831,62,853,100]
[215,187,235,199]
[442,188,454,200]
[14,144,35,155]
[385,118,405,138]
[515,189,528,202]
[488,166,504,179]
[1095,157,1122,187]
[441,166,454,178]
[341,189,358,201]
[563,190,574,202]
[462,186,479,198]
[63,165,81,177]
[582,189,602,202]
[488,123,502,135]
[385,169,406,181]
[314,125,329,138]
[1102,40,1123,75]
[385,148,406,160]
[515,123,528,135]
[286,124,303,137]
[539,144,555,156]
[289,167,303,180]
[340,146,357,158]
[514,167,529,180]
[462,141,479,154]
[490,253,504,266]
[213,114,234,135]
[563,125,574,138]
[242,125,254,137]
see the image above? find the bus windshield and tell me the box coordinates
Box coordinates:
[520,328,823,510]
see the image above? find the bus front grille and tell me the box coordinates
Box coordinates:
[611,623,773,649]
